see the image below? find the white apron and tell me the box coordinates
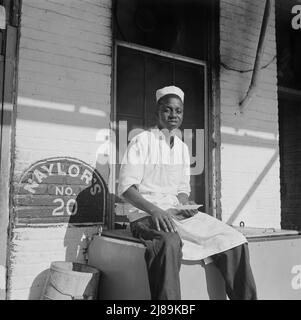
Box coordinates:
[172,212,247,261]
[126,193,247,261]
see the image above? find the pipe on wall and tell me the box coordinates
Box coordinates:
[239,0,273,112]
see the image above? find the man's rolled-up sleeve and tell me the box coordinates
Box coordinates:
[117,136,145,197]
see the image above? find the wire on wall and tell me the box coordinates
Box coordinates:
[220,55,276,73]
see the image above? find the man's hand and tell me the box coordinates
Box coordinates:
[123,186,177,232]
[180,208,198,218]
[150,208,177,233]
[167,207,197,220]
[171,200,199,219]
[182,200,199,216]
[181,199,197,206]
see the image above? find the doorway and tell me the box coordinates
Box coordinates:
[112,42,208,226]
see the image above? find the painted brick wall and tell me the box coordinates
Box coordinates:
[8,225,99,299]
[219,0,280,228]
[7,0,112,299]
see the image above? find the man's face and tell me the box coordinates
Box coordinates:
[156,95,184,131]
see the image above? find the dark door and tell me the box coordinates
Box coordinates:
[115,45,206,211]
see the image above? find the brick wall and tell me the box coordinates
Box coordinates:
[219,0,281,228]
[7,0,112,299]
[8,225,99,299]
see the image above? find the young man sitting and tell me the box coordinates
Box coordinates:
[118,85,257,300]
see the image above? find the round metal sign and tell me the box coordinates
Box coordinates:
[15,157,107,225]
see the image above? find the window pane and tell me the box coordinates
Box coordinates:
[145,54,174,127]
[117,46,145,118]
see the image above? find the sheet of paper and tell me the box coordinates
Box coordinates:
[175,204,203,210]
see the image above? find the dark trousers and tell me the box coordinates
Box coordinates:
[130,216,257,300]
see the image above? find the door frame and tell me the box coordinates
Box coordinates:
[108,40,210,229]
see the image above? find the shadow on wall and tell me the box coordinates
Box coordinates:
[226,149,279,225]
[29,270,50,300]
[17,97,109,129]
[28,236,94,301]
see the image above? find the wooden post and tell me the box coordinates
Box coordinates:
[0,0,19,297]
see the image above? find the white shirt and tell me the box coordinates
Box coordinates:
[118,128,247,261]
[118,128,191,222]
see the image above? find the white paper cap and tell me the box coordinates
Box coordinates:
[156,86,184,103]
